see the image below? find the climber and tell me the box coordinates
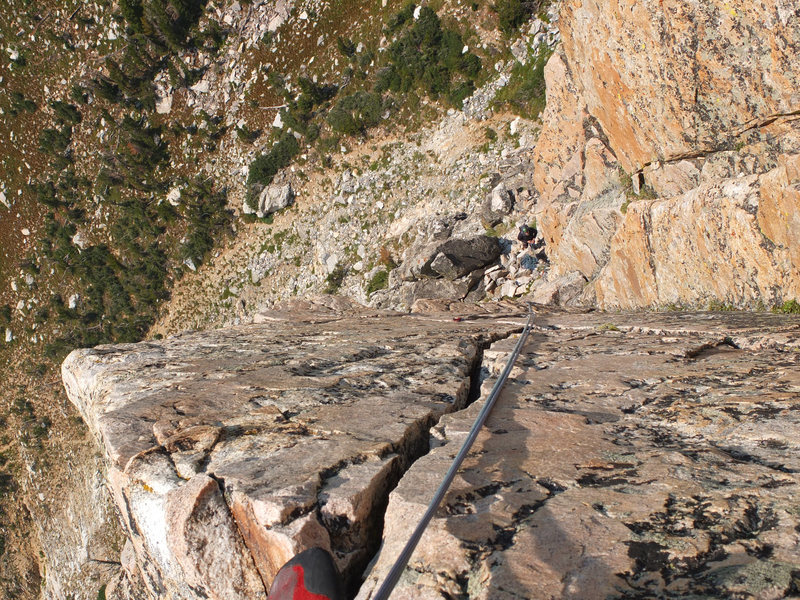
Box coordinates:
[517,223,537,249]
[269,547,345,600]
[518,223,545,254]
[518,223,547,271]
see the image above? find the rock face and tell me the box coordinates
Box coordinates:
[359,310,800,599]
[560,0,799,172]
[534,0,800,309]
[62,302,800,600]
[595,159,800,308]
[61,301,522,598]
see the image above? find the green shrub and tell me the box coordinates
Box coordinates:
[246,133,301,210]
[294,77,338,119]
[619,168,658,213]
[50,101,82,124]
[385,2,416,34]
[179,178,232,267]
[70,84,89,104]
[366,269,389,295]
[707,300,735,312]
[337,36,357,58]
[494,0,534,34]
[198,20,227,53]
[120,0,144,34]
[774,299,800,314]
[327,91,383,136]
[0,472,13,499]
[324,264,347,294]
[39,126,73,155]
[448,81,476,107]
[8,91,37,116]
[0,305,11,325]
[378,5,482,107]
[92,76,121,103]
[236,125,260,144]
[494,42,552,119]
[120,0,206,50]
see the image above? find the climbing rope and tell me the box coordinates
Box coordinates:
[371,306,535,600]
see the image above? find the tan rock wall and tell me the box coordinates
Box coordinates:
[594,165,800,308]
[532,0,800,308]
[559,0,800,171]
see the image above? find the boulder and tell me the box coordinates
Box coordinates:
[383,272,486,311]
[396,235,502,282]
[166,187,181,206]
[248,183,294,219]
[489,182,514,214]
[155,92,173,115]
[532,271,587,306]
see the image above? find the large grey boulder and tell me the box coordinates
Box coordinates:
[397,235,502,281]
[489,182,514,214]
[243,183,295,218]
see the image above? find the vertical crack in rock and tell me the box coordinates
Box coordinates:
[296,328,520,595]
[352,328,525,598]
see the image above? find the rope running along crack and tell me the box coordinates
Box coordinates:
[371,306,535,600]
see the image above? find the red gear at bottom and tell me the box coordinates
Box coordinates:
[268,547,345,600]
[269,565,330,600]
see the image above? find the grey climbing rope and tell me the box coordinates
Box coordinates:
[371,307,535,600]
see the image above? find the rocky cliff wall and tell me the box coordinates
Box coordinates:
[62,303,800,599]
[61,300,524,598]
[533,0,800,309]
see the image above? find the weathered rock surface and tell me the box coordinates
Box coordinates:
[560,0,800,172]
[63,301,800,600]
[531,270,587,306]
[359,310,800,599]
[61,301,523,598]
[533,0,800,309]
[595,156,800,308]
